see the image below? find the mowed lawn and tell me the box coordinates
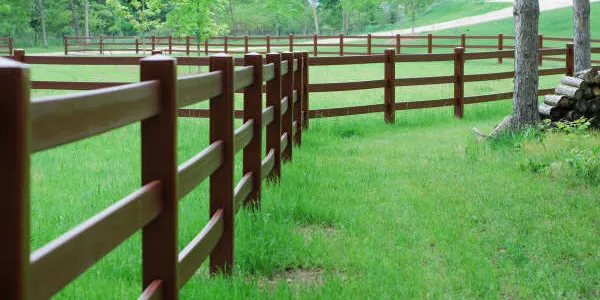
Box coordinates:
[27,52,600,299]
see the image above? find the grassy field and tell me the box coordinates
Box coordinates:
[23,4,600,300]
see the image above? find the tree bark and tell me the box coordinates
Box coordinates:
[573,0,591,73]
[69,0,79,36]
[309,0,319,34]
[513,0,540,126]
[228,0,236,35]
[85,0,89,38]
[38,0,48,47]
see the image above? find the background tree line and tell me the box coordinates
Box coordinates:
[0,0,459,47]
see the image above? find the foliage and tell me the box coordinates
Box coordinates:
[166,0,228,40]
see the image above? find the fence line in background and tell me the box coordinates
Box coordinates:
[62,34,600,64]
[0,50,307,300]
[12,43,584,123]
[0,36,13,55]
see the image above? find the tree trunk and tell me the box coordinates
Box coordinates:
[228,0,236,35]
[573,0,591,73]
[85,0,89,37]
[512,0,540,126]
[69,0,79,36]
[411,4,416,34]
[310,0,319,34]
[38,0,48,47]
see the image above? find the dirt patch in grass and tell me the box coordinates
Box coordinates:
[297,224,337,245]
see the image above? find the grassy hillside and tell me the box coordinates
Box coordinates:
[436,2,600,38]
[367,0,510,34]
[403,0,511,29]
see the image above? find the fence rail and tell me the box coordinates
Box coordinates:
[0,50,308,300]
[63,34,600,64]
[15,42,581,123]
[0,36,13,55]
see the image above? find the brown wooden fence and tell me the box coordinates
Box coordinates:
[14,43,595,123]
[0,50,308,299]
[0,36,13,55]
[64,34,600,64]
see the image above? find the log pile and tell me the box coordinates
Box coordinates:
[539,68,600,127]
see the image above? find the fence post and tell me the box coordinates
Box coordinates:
[224,36,228,54]
[368,34,372,55]
[384,49,396,124]
[0,56,31,300]
[454,47,465,119]
[64,35,68,55]
[293,52,303,145]
[8,36,13,55]
[302,51,309,129]
[244,36,249,54]
[136,37,140,54]
[266,53,282,180]
[313,34,318,56]
[538,34,543,66]
[208,54,235,274]
[281,52,294,161]
[396,34,401,53]
[566,43,574,76]
[139,54,178,299]
[289,34,294,52]
[427,33,433,54]
[243,53,263,208]
[205,39,209,56]
[498,33,503,64]
[168,35,173,54]
[263,36,269,53]
[99,35,104,55]
[151,36,156,50]
[339,34,344,56]
[185,36,190,56]
[460,33,466,50]
[13,49,25,63]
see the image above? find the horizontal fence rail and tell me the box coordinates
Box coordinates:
[0,50,308,299]
[63,33,600,64]
[17,42,582,123]
[0,36,13,55]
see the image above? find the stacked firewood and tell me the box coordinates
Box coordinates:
[539,68,600,126]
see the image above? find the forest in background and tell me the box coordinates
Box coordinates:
[0,0,498,47]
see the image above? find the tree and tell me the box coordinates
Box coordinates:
[84,0,89,37]
[107,0,165,34]
[573,0,591,73]
[166,0,227,41]
[228,0,236,34]
[512,0,540,127]
[69,0,80,36]
[37,0,48,47]
[400,0,433,33]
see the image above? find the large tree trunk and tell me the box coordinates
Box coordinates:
[228,0,236,35]
[85,0,89,37]
[310,0,319,34]
[573,0,591,73]
[512,0,540,126]
[38,0,48,47]
[69,0,79,36]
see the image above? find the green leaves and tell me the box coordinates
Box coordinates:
[166,0,228,39]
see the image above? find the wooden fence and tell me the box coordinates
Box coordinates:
[64,34,600,64]
[12,43,596,123]
[0,50,308,299]
[0,36,13,55]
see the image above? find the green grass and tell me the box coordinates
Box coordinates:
[361,0,510,34]
[25,4,600,299]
